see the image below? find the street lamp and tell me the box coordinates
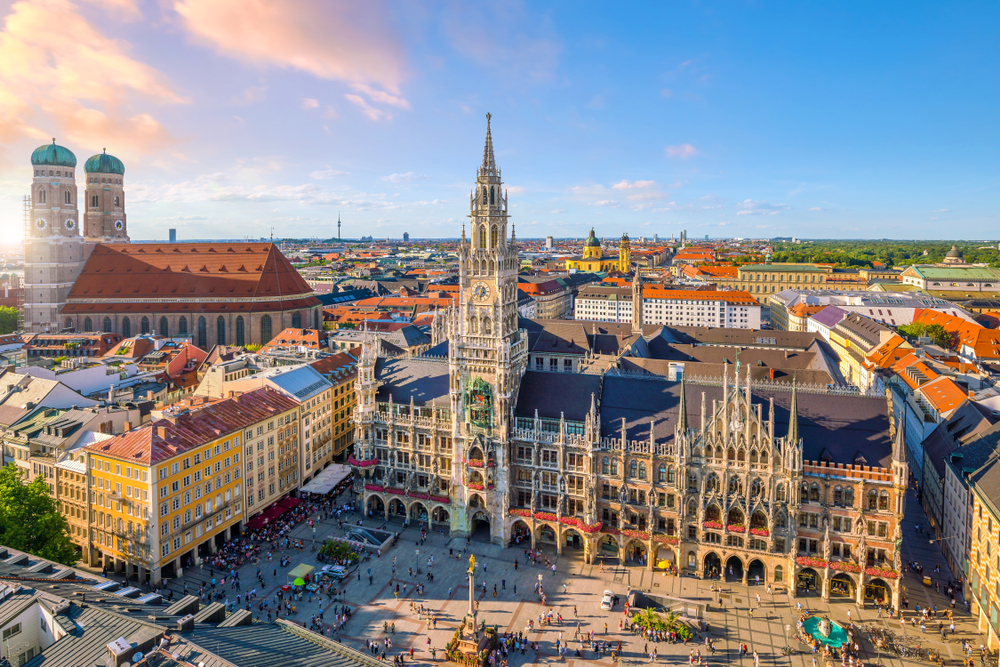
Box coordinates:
[929,535,962,545]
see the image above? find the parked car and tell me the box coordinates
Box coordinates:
[321,565,348,580]
[600,590,614,610]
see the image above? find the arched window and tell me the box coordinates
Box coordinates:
[481,186,487,202]
[800,482,809,502]
[478,225,486,248]
[844,488,854,507]
[751,478,763,497]
[236,316,245,346]
[91,194,97,207]
[84,317,92,331]
[878,491,889,510]
[776,485,786,502]
[776,512,787,528]
[39,189,46,204]
[159,317,169,337]
[491,225,498,248]
[121,317,131,338]
[868,490,878,510]
[658,465,666,483]
[629,461,637,479]
[140,316,150,334]
[64,317,73,331]
[706,475,719,493]
[469,317,478,334]
[833,486,843,505]
[638,463,646,480]
[483,317,492,334]
[809,483,820,502]
[64,190,71,204]
[292,311,301,328]
[260,315,272,344]
[178,316,188,336]
[773,565,783,582]
[197,316,207,349]
[602,457,609,475]
[102,317,112,333]
[667,467,675,484]
[216,316,226,346]
[489,187,494,205]
[610,459,618,476]
[114,195,120,207]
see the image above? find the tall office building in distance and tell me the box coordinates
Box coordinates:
[546,235,554,249]
[168,228,176,242]
[403,232,410,242]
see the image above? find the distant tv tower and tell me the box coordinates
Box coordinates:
[337,211,342,241]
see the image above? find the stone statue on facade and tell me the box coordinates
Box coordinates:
[822,516,832,560]
[618,482,629,506]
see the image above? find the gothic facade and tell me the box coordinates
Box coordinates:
[350,117,907,606]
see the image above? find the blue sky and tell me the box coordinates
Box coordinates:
[0,0,997,242]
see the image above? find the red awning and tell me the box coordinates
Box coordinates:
[278,497,302,510]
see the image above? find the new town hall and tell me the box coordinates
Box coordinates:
[350,117,909,606]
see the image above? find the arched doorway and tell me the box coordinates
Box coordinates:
[796,567,819,594]
[624,540,646,565]
[864,578,890,605]
[432,507,449,527]
[655,546,676,570]
[471,510,491,541]
[747,558,766,585]
[538,524,557,545]
[388,498,406,520]
[409,502,428,524]
[725,555,744,582]
[830,573,854,598]
[704,552,722,579]
[366,495,384,519]
[563,528,584,551]
[511,520,530,546]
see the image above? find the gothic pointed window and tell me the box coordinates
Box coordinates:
[629,461,637,478]
[91,195,97,207]
[482,186,487,203]
[217,316,226,346]
[178,316,188,336]
[65,190,71,205]
[483,317,492,334]
[491,225,498,248]
[159,317,169,337]
[292,311,301,328]
[39,189,46,204]
[102,317,112,333]
[478,225,486,248]
[115,195,120,207]
[65,317,73,331]
[140,316,150,334]
[602,457,609,475]
[236,316,245,346]
[121,317,131,338]
[197,316,207,349]
[490,187,495,205]
[260,315,272,344]
[84,317,92,331]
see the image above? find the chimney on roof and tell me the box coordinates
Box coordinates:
[146,390,154,401]
[123,421,132,433]
[156,426,167,439]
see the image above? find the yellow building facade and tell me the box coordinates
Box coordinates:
[970,467,1000,649]
[86,388,300,585]
[565,229,632,273]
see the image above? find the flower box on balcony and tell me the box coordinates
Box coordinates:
[727,524,746,533]
[363,484,384,492]
[509,508,531,517]
[749,527,769,536]
[864,566,898,579]
[466,482,484,491]
[467,460,484,468]
[349,455,378,468]
[829,561,863,573]
[795,556,828,568]
[703,520,723,530]
[385,488,405,495]
[653,533,679,545]
[430,495,451,504]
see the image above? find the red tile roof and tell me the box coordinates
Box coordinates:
[63,243,319,314]
[85,387,299,465]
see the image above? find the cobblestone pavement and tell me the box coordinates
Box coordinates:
[143,483,989,667]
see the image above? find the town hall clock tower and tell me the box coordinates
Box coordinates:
[445,115,528,541]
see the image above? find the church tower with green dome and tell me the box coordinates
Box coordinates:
[84,149,128,241]
[24,139,90,333]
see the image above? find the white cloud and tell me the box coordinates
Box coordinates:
[665,143,697,159]
[506,185,526,194]
[612,180,656,190]
[300,98,320,110]
[550,209,567,214]
[310,168,349,180]
[345,94,388,120]
[381,171,427,183]
[932,208,951,213]
[807,207,824,211]
[625,192,664,201]
[736,199,789,216]
[588,200,619,208]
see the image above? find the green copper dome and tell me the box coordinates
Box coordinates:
[31,139,77,168]
[84,150,125,175]
[585,228,600,247]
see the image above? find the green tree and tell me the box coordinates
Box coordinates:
[0,306,18,334]
[0,464,77,565]
[897,323,953,348]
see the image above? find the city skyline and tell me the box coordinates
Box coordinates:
[1,1,998,242]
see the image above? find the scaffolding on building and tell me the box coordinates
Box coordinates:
[18,195,29,331]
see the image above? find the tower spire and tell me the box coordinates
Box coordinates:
[787,377,799,445]
[481,113,496,175]
[677,375,688,434]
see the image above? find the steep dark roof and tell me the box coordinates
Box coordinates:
[375,358,450,407]
[514,371,602,421]
[971,454,1000,517]
[921,401,1000,477]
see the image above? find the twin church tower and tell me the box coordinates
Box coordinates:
[24,140,129,333]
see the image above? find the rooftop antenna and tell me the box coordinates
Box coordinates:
[337,211,342,241]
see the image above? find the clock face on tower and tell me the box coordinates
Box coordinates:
[34,218,47,230]
[473,282,490,301]
[114,220,124,231]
